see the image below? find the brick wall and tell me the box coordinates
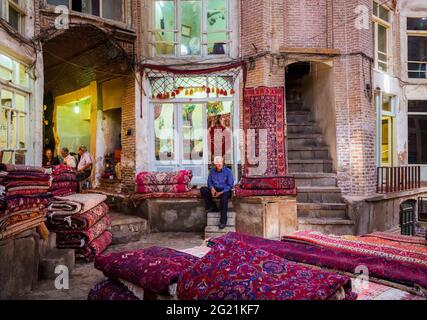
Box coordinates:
[240,0,378,196]
[121,74,137,192]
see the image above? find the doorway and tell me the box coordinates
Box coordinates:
[151,101,233,184]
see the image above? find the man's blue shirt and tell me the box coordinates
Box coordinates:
[207,167,234,192]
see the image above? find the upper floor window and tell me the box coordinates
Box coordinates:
[151,0,230,57]
[0,0,26,32]
[407,18,427,79]
[372,1,391,73]
[46,0,125,22]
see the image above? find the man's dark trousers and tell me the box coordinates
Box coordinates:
[200,187,232,225]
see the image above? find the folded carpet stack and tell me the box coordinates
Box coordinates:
[88,242,357,300]
[135,170,193,194]
[49,165,78,197]
[0,164,52,240]
[234,176,296,197]
[47,193,112,262]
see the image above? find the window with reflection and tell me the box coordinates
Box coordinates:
[0,52,29,165]
[152,0,230,57]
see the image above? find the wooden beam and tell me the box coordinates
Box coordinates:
[279,47,341,55]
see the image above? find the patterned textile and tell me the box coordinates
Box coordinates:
[239,176,295,190]
[52,164,77,176]
[361,232,427,246]
[177,238,356,300]
[354,280,426,300]
[136,184,192,194]
[282,231,427,267]
[49,181,78,191]
[4,172,51,181]
[209,232,427,297]
[243,87,286,176]
[4,180,51,188]
[56,215,112,248]
[234,185,297,198]
[0,215,45,240]
[5,196,51,215]
[95,247,199,295]
[52,173,77,182]
[5,188,51,197]
[76,230,112,262]
[88,278,140,300]
[48,202,109,231]
[0,164,46,173]
[129,189,201,206]
[344,235,427,254]
[136,170,193,186]
[0,210,45,231]
[51,188,77,197]
[49,193,107,217]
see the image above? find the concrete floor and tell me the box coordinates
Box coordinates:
[14,232,204,300]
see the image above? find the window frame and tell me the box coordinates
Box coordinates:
[0,51,30,165]
[149,0,232,58]
[45,0,127,24]
[375,91,397,167]
[372,1,392,73]
[407,17,427,79]
[1,0,26,33]
[408,100,427,165]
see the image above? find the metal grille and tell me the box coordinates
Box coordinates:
[141,63,243,99]
[418,197,427,222]
[400,203,416,236]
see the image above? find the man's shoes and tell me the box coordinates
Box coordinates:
[219,223,226,230]
[207,207,219,213]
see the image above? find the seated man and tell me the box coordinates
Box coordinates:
[61,147,77,169]
[200,156,234,230]
[76,145,93,182]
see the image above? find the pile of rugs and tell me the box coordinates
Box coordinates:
[47,193,112,262]
[88,230,427,300]
[234,176,296,197]
[49,165,78,197]
[135,170,193,194]
[88,240,357,300]
[0,164,51,240]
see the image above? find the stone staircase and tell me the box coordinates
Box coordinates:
[287,101,355,235]
[204,201,236,239]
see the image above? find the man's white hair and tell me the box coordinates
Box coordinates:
[213,156,224,165]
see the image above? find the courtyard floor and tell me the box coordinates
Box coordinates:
[14,232,205,300]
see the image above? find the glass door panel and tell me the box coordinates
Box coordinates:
[182,103,204,162]
[381,116,392,166]
[207,100,233,167]
[154,103,176,162]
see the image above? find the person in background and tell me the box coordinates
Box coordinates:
[43,148,60,167]
[200,156,234,230]
[76,145,93,181]
[61,147,77,169]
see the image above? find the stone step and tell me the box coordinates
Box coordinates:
[287,124,322,134]
[207,211,236,227]
[205,226,236,240]
[296,186,343,203]
[297,203,347,219]
[298,218,355,235]
[289,160,333,173]
[110,212,148,245]
[288,146,330,160]
[38,248,75,280]
[290,172,337,187]
[287,112,313,123]
[287,134,326,148]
